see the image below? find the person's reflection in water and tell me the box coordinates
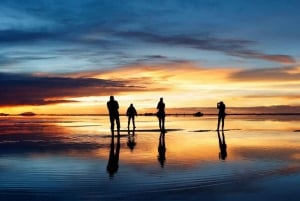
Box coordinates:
[158,131,166,168]
[127,129,136,151]
[217,130,227,160]
[107,130,121,178]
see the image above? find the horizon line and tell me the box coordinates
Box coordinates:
[2,112,300,116]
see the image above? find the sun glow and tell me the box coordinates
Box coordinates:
[1,62,300,115]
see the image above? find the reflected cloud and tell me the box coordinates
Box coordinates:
[233,146,300,162]
[0,133,103,156]
[0,122,103,156]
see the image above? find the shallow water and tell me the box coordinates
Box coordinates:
[1,115,300,201]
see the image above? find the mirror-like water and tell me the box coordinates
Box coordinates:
[1,115,300,201]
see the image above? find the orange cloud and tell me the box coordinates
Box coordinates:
[89,62,237,90]
[2,62,300,114]
[230,66,300,81]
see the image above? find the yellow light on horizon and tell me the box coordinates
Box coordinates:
[1,62,300,114]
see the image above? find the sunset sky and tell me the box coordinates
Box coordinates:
[0,0,300,114]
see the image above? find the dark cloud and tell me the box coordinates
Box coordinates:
[0,73,143,106]
[117,31,252,50]
[229,66,300,81]
[230,50,295,64]
[0,0,298,74]
[0,54,57,67]
[117,31,295,64]
[0,29,56,44]
[0,55,17,65]
[133,55,170,64]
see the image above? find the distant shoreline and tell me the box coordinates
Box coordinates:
[2,113,300,117]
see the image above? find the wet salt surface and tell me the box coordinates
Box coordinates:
[0,115,300,201]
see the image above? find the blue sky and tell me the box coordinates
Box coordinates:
[1,0,300,113]
[1,0,299,74]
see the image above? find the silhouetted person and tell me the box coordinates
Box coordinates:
[158,131,166,168]
[107,133,121,177]
[127,129,136,151]
[126,103,137,130]
[217,101,226,131]
[217,130,227,160]
[107,96,120,133]
[157,97,165,131]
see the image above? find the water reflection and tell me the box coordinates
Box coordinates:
[107,132,121,178]
[2,115,300,200]
[127,129,137,151]
[217,130,227,160]
[158,131,166,168]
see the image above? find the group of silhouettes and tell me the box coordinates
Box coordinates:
[107,95,226,133]
[107,96,167,133]
[106,96,227,177]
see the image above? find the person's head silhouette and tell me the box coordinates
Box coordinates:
[110,96,114,101]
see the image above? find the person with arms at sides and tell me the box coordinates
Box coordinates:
[107,96,120,134]
[157,97,166,132]
[126,103,137,130]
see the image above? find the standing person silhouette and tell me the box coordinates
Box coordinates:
[126,103,137,130]
[217,101,226,131]
[107,96,120,133]
[157,97,165,132]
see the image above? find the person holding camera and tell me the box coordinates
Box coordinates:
[217,101,226,131]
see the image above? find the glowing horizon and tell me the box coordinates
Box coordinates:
[1,62,300,115]
[0,1,300,114]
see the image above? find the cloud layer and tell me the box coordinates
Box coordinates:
[0,73,141,106]
[0,1,300,112]
[0,0,299,74]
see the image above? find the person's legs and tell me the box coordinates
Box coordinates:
[110,116,115,131]
[162,116,165,131]
[217,115,221,130]
[127,117,130,128]
[158,117,162,130]
[221,116,225,130]
[132,116,135,128]
[116,116,120,131]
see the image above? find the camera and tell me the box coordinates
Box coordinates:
[217,101,223,109]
